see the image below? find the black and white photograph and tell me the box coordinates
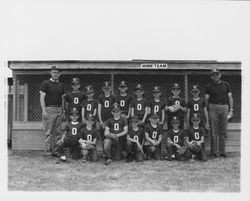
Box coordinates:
[1,0,249,200]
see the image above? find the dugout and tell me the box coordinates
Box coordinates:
[8,60,241,152]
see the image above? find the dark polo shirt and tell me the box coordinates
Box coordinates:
[205,81,231,105]
[40,79,65,106]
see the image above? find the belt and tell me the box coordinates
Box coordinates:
[209,102,227,105]
[47,105,61,107]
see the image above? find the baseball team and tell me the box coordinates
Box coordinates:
[39,66,233,165]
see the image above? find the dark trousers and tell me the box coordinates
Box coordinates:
[188,146,207,161]
[57,139,81,160]
[81,148,98,162]
[103,138,124,160]
[127,141,144,162]
[160,131,169,157]
[145,145,161,160]
[167,143,192,161]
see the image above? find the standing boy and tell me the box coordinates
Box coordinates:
[62,78,86,122]
[144,114,162,160]
[126,116,145,162]
[130,84,149,126]
[79,114,99,162]
[186,113,207,161]
[166,116,191,161]
[103,104,128,165]
[57,108,85,161]
[165,83,187,129]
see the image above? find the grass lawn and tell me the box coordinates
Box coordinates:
[8,151,240,192]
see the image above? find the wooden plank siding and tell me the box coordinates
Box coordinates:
[12,122,241,153]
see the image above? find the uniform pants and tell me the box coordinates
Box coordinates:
[103,138,124,160]
[145,145,161,160]
[188,144,207,161]
[81,148,98,162]
[208,104,229,156]
[42,106,62,154]
[127,141,143,162]
[167,143,192,161]
[57,139,81,160]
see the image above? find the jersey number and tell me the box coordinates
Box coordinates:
[114,123,119,131]
[87,104,92,111]
[87,134,92,141]
[194,132,200,140]
[194,104,199,111]
[104,101,109,108]
[137,104,142,110]
[154,105,159,113]
[72,128,77,135]
[173,136,179,143]
[74,97,79,104]
[152,131,157,139]
[120,100,125,107]
[175,101,180,106]
[134,136,139,141]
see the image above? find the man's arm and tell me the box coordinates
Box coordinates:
[204,94,210,108]
[40,91,48,119]
[186,108,191,128]
[228,92,234,112]
[117,126,128,138]
[98,103,103,126]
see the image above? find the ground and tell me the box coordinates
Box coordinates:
[8,151,240,192]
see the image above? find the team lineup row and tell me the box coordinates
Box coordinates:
[40,66,233,165]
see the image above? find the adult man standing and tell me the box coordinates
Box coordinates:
[40,66,65,156]
[205,68,233,158]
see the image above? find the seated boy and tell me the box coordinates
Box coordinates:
[186,113,207,161]
[79,114,98,162]
[126,116,145,162]
[144,114,162,160]
[103,104,128,165]
[166,116,191,161]
[57,108,85,161]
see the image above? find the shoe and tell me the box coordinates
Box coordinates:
[43,152,51,156]
[190,154,195,162]
[51,152,59,157]
[209,153,219,158]
[165,156,172,161]
[126,155,133,163]
[82,158,87,163]
[60,155,66,162]
[105,159,112,165]
[220,153,227,158]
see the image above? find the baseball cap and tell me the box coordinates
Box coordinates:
[71,78,80,85]
[211,68,220,74]
[134,84,144,91]
[150,113,160,119]
[103,81,112,90]
[70,108,79,116]
[191,85,200,92]
[112,103,121,112]
[85,85,94,94]
[191,113,201,121]
[172,83,180,89]
[119,81,127,88]
[171,116,180,124]
[86,114,95,121]
[130,115,140,123]
[152,86,161,93]
[51,65,60,71]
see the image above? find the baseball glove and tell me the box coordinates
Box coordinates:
[176,146,187,155]
[189,142,201,153]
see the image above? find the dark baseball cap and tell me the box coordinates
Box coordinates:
[86,114,95,121]
[85,85,94,94]
[172,83,180,89]
[171,116,180,124]
[51,65,60,71]
[191,85,200,92]
[119,81,127,88]
[130,115,140,123]
[134,84,144,91]
[152,86,161,93]
[211,68,220,74]
[150,113,160,119]
[70,108,79,116]
[71,78,80,84]
[112,103,121,112]
[191,113,201,121]
[103,81,112,90]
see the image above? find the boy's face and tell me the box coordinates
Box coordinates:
[112,110,121,118]
[87,92,94,99]
[103,88,111,94]
[131,121,139,128]
[119,87,127,93]
[86,119,94,127]
[172,121,180,129]
[153,92,161,99]
[172,89,181,96]
[150,117,159,124]
[134,90,144,98]
[70,115,79,122]
[211,72,221,83]
[71,83,80,91]
[191,90,200,98]
[50,70,60,80]
[192,119,200,127]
